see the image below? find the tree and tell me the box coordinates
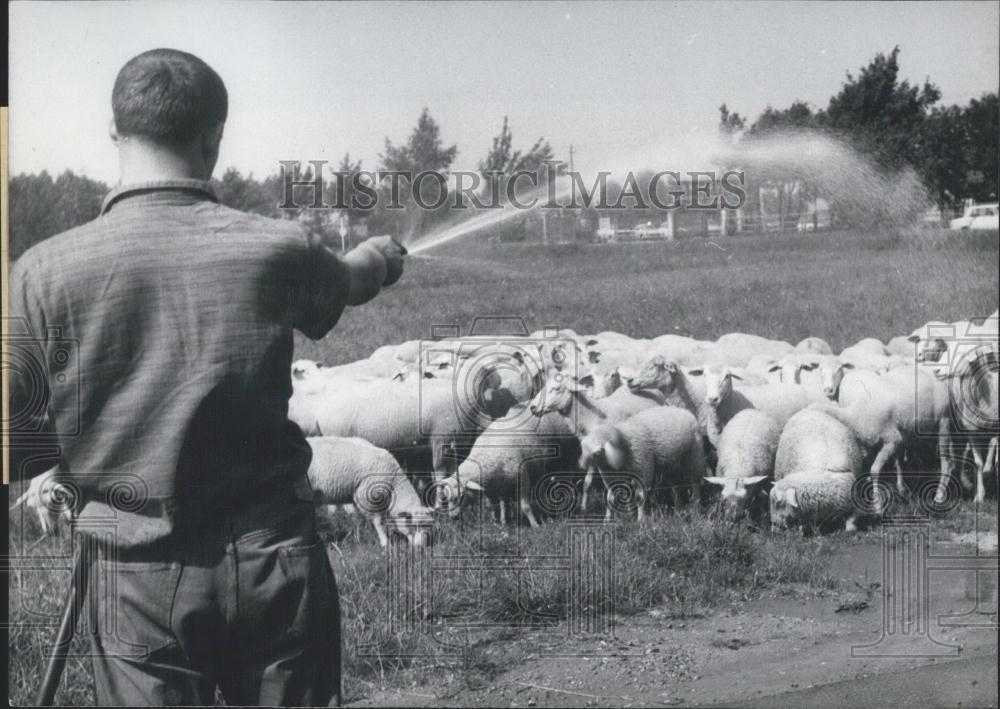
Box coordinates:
[371,108,458,238]
[961,93,999,202]
[823,46,940,171]
[10,171,109,260]
[718,104,746,139]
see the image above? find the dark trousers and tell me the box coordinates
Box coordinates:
[87,498,341,706]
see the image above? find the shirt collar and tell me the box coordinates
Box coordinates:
[101,178,219,215]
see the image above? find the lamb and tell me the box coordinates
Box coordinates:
[774,408,866,481]
[703,410,781,519]
[441,408,581,527]
[10,467,74,537]
[807,364,952,510]
[579,406,705,521]
[306,437,432,547]
[528,372,664,510]
[769,472,860,534]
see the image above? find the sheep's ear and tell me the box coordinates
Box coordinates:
[464,480,485,492]
[907,334,920,343]
[703,476,726,487]
[577,373,595,388]
[729,370,744,381]
[841,361,855,370]
[767,363,782,373]
[391,370,405,381]
[786,488,799,508]
[801,361,818,371]
[742,475,768,486]
[687,367,703,376]
[588,351,601,364]
[513,351,525,364]
[586,339,599,347]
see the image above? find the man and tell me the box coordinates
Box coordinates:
[8,48,405,706]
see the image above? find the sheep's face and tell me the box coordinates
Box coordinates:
[706,475,768,518]
[589,367,622,399]
[820,359,853,399]
[704,365,738,407]
[769,485,799,530]
[529,374,575,416]
[628,356,676,392]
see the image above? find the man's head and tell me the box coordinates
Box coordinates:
[111,49,227,179]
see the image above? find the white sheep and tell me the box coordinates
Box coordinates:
[579,405,705,521]
[713,332,794,368]
[10,467,74,538]
[937,347,998,504]
[306,437,432,547]
[624,355,711,434]
[701,363,823,448]
[774,408,866,481]
[841,337,889,358]
[794,337,834,355]
[770,472,860,534]
[290,377,499,486]
[528,372,664,510]
[441,408,581,527]
[807,364,952,510]
[703,410,781,518]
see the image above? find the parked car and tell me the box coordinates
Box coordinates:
[949,203,999,231]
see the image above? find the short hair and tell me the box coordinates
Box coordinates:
[112,48,228,145]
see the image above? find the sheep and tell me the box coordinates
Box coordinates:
[290,378,499,490]
[770,472,860,534]
[528,372,664,510]
[440,408,581,527]
[625,355,710,433]
[579,406,705,521]
[937,347,998,504]
[306,437,432,547]
[703,410,781,519]
[841,337,889,358]
[794,337,834,355]
[10,467,74,538]
[701,363,822,448]
[886,335,918,359]
[774,409,866,481]
[807,364,952,511]
[713,333,794,368]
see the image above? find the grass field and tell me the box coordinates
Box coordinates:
[8,227,999,705]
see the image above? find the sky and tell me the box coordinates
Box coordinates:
[8,1,1000,184]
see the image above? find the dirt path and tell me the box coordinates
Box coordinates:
[347,536,998,708]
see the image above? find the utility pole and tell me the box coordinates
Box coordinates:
[569,144,575,174]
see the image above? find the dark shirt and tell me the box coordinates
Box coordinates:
[9,179,349,549]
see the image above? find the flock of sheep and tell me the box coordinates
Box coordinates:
[13,313,999,546]
[288,311,999,544]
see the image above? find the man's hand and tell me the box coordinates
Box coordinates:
[363,235,406,286]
